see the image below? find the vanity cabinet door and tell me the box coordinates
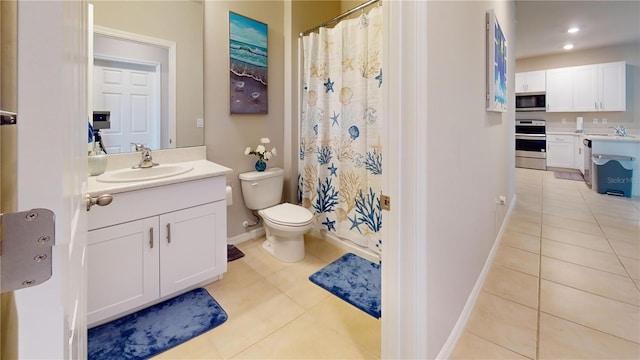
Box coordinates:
[87,217,160,326]
[159,201,227,297]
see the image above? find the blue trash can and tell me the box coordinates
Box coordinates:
[592,154,634,197]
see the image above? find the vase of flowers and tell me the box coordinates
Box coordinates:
[245,137,277,172]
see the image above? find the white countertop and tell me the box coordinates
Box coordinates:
[87,159,233,196]
[545,131,640,142]
[87,146,233,196]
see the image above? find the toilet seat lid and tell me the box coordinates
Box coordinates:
[261,203,313,226]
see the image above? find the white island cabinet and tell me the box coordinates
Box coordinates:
[87,163,230,326]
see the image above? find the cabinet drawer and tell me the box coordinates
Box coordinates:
[89,176,225,230]
[547,134,574,143]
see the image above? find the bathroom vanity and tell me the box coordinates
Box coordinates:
[86,152,232,326]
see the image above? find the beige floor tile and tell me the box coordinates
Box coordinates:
[450,331,530,360]
[538,313,640,359]
[510,211,542,225]
[609,238,640,260]
[266,254,332,309]
[620,256,640,280]
[602,225,640,244]
[541,256,640,306]
[541,239,628,276]
[506,218,541,237]
[305,296,381,357]
[542,198,588,212]
[541,224,613,253]
[205,284,306,358]
[595,213,640,228]
[304,234,348,263]
[542,204,596,223]
[501,229,540,254]
[233,313,376,359]
[493,244,539,276]
[206,257,264,293]
[542,214,604,236]
[239,239,292,277]
[540,280,640,343]
[151,333,222,359]
[482,264,538,309]
[466,291,537,359]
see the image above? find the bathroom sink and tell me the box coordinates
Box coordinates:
[96,164,193,183]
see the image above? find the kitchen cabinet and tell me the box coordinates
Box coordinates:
[547,62,626,112]
[546,68,573,112]
[515,70,546,93]
[87,176,227,326]
[546,134,575,168]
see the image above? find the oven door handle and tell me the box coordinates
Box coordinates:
[516,134,546,140]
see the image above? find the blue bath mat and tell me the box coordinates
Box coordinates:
[309,253,381,318]
[88,288,227,360]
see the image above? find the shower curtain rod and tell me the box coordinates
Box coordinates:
[300,0,381,36]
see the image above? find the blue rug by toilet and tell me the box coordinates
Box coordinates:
[88,288,227,360]
[309,253,381,318]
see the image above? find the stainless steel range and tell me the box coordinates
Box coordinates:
[515,119,546,170]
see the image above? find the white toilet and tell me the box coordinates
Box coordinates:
[239,167,313,262]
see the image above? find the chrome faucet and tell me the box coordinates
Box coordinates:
[131,143,158,169]
[610,125,627,137]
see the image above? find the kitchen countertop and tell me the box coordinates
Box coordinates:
[546,131,640,142]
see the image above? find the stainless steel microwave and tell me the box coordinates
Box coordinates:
[515,93,546,112]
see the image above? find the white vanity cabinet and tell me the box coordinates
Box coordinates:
[87,176,227,326]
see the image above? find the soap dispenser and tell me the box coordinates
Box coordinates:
[88,129,108,176]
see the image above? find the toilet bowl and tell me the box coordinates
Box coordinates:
[259,203,313,262]
[239,168,314,262]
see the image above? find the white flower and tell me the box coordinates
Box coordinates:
[263,151,272,160]
[244,147,251,155]
[271,147,277,156]
[260,137,270,144]
[256,144,266,154]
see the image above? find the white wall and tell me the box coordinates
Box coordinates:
[424,1,515,357]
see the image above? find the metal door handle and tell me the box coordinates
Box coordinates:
[149,228,154,248]
[85,194,113,211]
[166,223,171,243]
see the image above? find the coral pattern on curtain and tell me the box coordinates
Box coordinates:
[299,6,383,254]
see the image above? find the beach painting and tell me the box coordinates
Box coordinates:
[229,12,268,114]
[486,9,507,112]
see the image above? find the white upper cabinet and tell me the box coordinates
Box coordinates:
[572,65,598,111]
[515,70,546,93]
[599,61,626,111]
[546,67,574,112]
[546,61,626,112]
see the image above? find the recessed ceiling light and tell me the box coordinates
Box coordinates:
[563,44,574,50]
[568,27,580,34]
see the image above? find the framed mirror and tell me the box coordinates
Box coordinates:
[90,1,203,153]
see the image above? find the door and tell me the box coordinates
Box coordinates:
[13,1,88,358]
[93,59,161,153]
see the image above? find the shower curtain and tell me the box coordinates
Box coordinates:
[299,6,383,254]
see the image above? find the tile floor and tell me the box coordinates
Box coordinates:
[451,168,640,359]
[155,167,639,359]
[153,235,381,359]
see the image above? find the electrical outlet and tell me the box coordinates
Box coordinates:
[593,118,598,124]
[602,118,607,124]
[196,118,204,128]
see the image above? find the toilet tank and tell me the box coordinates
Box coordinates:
[239,167,284,210]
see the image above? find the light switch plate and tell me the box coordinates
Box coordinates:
[196,118,204,128]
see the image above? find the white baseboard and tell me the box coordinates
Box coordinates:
[436,195,517,359]
[228,227,266,245]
